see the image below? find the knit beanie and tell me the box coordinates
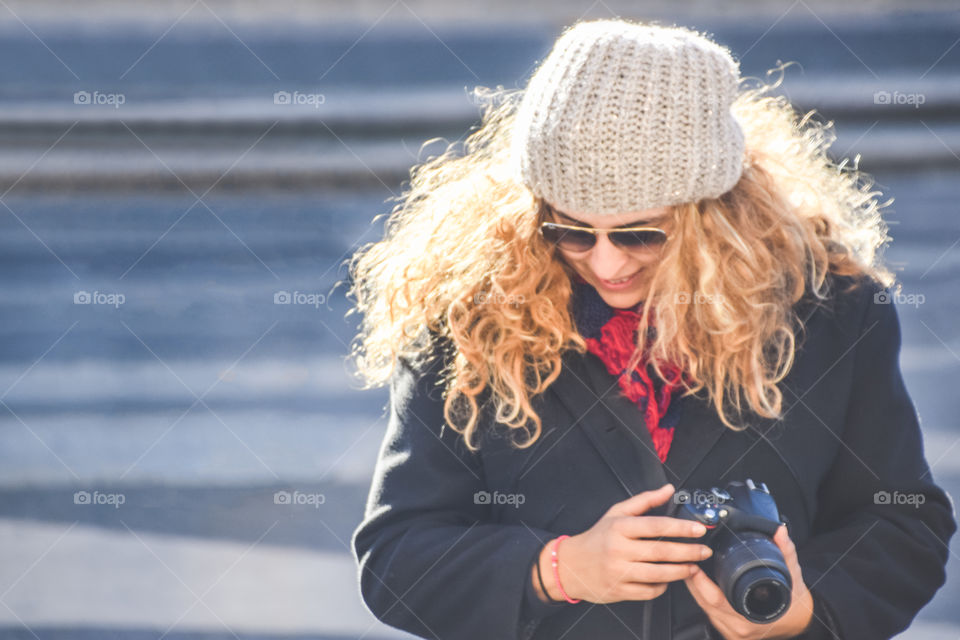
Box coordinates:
[510,19,746,215]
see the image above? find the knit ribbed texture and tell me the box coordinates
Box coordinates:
[570,274,687,463]
[511,18,746,215]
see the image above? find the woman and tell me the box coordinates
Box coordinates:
[346,18,956,640]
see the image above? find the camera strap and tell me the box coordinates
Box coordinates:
[642,584,672,639]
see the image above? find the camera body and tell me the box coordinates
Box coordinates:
[665,479,792,623]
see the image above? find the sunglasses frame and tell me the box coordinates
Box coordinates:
[537,204,670,253]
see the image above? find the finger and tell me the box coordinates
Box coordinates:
[687,570,768,640]
[685,586,743,640]
[776,525,798,563]
[775,525,811,607]
[618,515,709,540]
[774,525,789,551]
[626,561,699,583]
[683,573,711,613]
[686,566,734,613]
[774,526,803,579]
[627,539,713,563]
[611,483,675,517]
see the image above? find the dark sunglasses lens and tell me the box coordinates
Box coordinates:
[610,230,667,250]
[541,224,596,252]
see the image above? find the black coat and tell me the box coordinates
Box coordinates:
[351,273,956,640]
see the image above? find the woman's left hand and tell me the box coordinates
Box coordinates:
[683,525,814,640]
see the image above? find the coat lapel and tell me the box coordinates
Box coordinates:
[659,390,728,488]
[545,348,664,498]
[547,347,730,500]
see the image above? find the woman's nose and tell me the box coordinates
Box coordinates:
[588,232,632,278]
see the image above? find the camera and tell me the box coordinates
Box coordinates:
[665,479,791,623]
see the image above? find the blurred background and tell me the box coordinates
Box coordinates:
[0,1,957,638]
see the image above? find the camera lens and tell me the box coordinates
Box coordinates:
[713,532,792,623]
[734,566,791,622]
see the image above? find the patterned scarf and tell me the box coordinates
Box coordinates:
[570,273,686,463]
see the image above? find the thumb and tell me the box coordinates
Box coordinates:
[775,525,800,568]
[612,483,675,517]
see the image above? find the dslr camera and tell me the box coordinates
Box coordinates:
[665,479,791,623]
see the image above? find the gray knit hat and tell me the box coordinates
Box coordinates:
[510,19,746,215]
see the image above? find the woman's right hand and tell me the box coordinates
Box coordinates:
[544,483,714,604]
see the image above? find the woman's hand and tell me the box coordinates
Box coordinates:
[684,524,815,640]
[548,483,713,604]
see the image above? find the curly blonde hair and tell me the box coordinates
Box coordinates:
[342,66,896,452]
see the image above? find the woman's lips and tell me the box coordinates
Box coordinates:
[598,270,641,290]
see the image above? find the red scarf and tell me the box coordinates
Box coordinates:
[572,273,686,463]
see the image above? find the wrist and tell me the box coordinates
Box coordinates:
[778,587,814,638]
[537,538,564,602]
[549,534,582,603]
[796,589,816,634]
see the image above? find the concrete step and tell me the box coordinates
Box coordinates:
[0,115,958,190]
[0,75,958,133]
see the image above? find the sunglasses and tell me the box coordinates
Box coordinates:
[538,207,669,253]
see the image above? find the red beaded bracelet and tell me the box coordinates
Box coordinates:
[550,535,581,604]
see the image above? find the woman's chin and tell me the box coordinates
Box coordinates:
[596,286,646,309]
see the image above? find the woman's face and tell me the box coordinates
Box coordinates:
[547,204,673,309]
